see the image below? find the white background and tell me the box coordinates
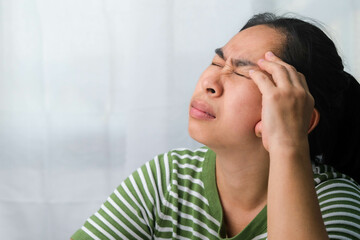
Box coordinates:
[0,0,359,239]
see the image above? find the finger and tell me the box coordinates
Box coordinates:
[249,69,275,94]
[264,51,291,68]
[264,51,307,89]
[257,58,293,88]
[255,120,262,137]
[297,72,310,92]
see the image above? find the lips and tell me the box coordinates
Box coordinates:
[189,100,216,120]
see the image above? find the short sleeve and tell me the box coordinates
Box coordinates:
[316,178,360,239]
[71,157,166,240]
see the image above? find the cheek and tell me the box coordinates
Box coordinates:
[245,83,263,114]
[248,91,262,116]
[234,83,262,108]
[226,86,262,125]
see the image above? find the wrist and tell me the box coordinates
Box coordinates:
[268,135,309,151]
[268,138,311,163]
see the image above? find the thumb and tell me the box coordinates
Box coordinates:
[255,120,262,137]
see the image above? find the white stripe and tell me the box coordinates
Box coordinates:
[137,168,155,205]
[164,153,170,193]
[171,152,205,161]
[173,180,209,205]
[169,190,220,226]
[87,218,116,240]
[120,182,154,226]
[129,174,154,220]
[311,163,320,173]
[316,180,360,195]
[326,227,360,238]
[145,161,176,228]
[176,224,209,239]
[325,219,360,229]
[155,225,173,232]
[196,147,208,153]
[177,198,220,226]
[174,234,192,240]
[155,183,217,236]
[145,161,165,218]
[154,156,174,210]
[170,150,219,228]
[154,156,215,239]
[179,211,218,236]
[164,188,217,236]
[171,148,191,151]
[314,178,321,184]
[328,234,352,240]
[173,169,204,188]
[173,160,203,172]
[102,201,151,239]
[113,189,149,226]
[153,156,180,231]
[320,197,360,206]
[81,226,101,240]
[318,190,360,201]
[171,147,208,153]
[251,232,268,240]
[321,204,360,212]
[94,212,128,239]
[322,211,360,220]
[135,168,155,234]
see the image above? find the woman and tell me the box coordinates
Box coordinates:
[71,13,360,239]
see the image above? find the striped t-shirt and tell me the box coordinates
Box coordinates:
[72,147,360,240]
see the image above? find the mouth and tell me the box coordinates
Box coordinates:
[189,100,216,120]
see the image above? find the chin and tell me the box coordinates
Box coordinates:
[188,122,206,145]
[188,122,217,148]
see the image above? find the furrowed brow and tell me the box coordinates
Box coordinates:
[215,48,256,67]
[232,58,256,68]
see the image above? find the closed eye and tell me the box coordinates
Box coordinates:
[212,62,251,79]
[234,72,249,78]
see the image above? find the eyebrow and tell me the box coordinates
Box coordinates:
[215,48,256,67]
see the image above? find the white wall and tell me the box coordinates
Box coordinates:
[0,0,358,239]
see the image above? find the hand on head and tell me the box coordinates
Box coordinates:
[250,51,320,152]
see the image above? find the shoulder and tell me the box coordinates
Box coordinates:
[142,146,209,172]
[130,146,210,191]
[312,163,360,239]
[312,163,360,199]
[166,147,209,167]
[155,146,210,182]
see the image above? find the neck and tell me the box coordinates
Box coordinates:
[214,144,269,211]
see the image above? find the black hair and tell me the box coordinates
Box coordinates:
[241,13,360,183]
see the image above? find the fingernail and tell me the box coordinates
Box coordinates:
[266,51,274,58]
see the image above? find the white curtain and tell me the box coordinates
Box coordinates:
[0,0,358,239]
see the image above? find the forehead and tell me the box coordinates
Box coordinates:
[222,25,284,62]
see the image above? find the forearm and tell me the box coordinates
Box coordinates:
[267,141,329,239]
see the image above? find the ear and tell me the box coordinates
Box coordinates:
[308,108,320,134]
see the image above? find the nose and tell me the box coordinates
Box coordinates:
[201,72,223,97]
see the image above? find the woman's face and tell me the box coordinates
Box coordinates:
[188,25,284,150]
